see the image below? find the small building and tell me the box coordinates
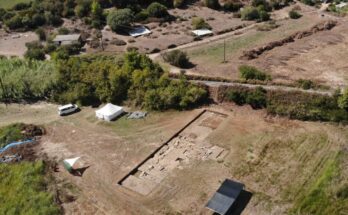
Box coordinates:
[192,29,213,37]
[95,103,124,121]
[206,179,245,215]
[53,34,81,46]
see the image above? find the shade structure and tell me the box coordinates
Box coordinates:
[95,103,124,121]
[206,179,244,215]
[63,157,80,173]
[128,26,151,37]
[192,29,213,37]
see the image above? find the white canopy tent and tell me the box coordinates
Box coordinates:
[95,103,124,121]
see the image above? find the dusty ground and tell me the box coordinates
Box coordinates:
[0,30,37,57]
[1,102,347,215]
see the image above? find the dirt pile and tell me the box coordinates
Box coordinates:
[241,20,337,60]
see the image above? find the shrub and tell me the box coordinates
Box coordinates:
[135,10,149,22]
[239,65,271,81]
[191,17,211,29]
[24,42,46,61]
[338,88,348,111]
[107,9,134,32]
[252,0,272,11]
[58,27,70,35]
[226,89,246,105]
[241,6,270,21]
[12,2,31,11]
[162,50,191,68]
[204,0,221,9]
[35,28,46,41]
[246,87,267,109]
[223,1,244,12]
[296,79,314,89]
[289,9,302,19]
[147,2,169,18]
[0,123,25,148]
[174,0,185,8]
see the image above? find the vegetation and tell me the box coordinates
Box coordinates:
[0,0,31,10]
[239,65,271,81]
[204,0,221,9]
[241,6,270,22]
[162,50,191,68]
[0,161,61,215]
[225,87,348,123]
[338,88,348,111]
[296,79,314,90]
[24,41,46,60]
[107,9,134,32]
[55,52,207,110]
[0,58,58,102]
[0,123,26,148]
[289,9,302,19]
[191,17,211,30]
[223,1,244,12]
[292,152,348,215]
[226,87,267,109]
[146,2,169,18]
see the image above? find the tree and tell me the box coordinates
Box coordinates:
[204,0,220,9]
[239,65,271,81]
[162,50,191,68]
[289,9,302,19]
[338,88,348,111]
[107,9,134,32]
[146,2,169,18]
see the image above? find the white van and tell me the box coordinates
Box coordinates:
[58,104,79,116]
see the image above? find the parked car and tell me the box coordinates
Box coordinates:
[58,104,79,116]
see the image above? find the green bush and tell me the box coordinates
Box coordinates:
[245,87,267,109]
[162,50,191,68]
[35,28,46,41]
[107,8,134,32]
[226,89,247,105]
[223,1,244,12]
[146,2,169,18]
[191,17,211,30]
[173,0,185,8]
[24,42,46,61]
[58,27,70,35]
[289,9,302,19]
[241,6,270,21]
[338,88,348,111]
[239,65,271,81]
[204,0,221,9]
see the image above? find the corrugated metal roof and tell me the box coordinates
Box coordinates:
[53,34,81,42]
[206,179,244,215]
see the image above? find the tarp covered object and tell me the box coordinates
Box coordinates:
[63,157,80,173]
[192,29,213,37]
[96,103,124,121]
[0,139,34,153]
[128,26,151,37]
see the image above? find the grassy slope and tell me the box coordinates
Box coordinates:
[186,18,313,66]
[0,0,31,9]
[0,123,25,148]
[0,161,60,215]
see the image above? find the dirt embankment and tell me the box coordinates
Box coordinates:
[241,20,337,60]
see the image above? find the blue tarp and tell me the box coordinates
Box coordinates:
[0,139,34,153]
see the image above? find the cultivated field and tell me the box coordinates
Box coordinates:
[156,3,348,88]
[1,103,347,214]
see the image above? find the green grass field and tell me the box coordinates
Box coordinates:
[0,0,31,9]
[0,161,61,215]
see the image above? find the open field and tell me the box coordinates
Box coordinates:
[0,0,30,9]
[158,3,348,87]
[1,102,347,214]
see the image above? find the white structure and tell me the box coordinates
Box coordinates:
[95,103,124,121]
[192,29,213,37]
[128,26,151,37]
[53,34,81,46]
[336,2,347,8]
